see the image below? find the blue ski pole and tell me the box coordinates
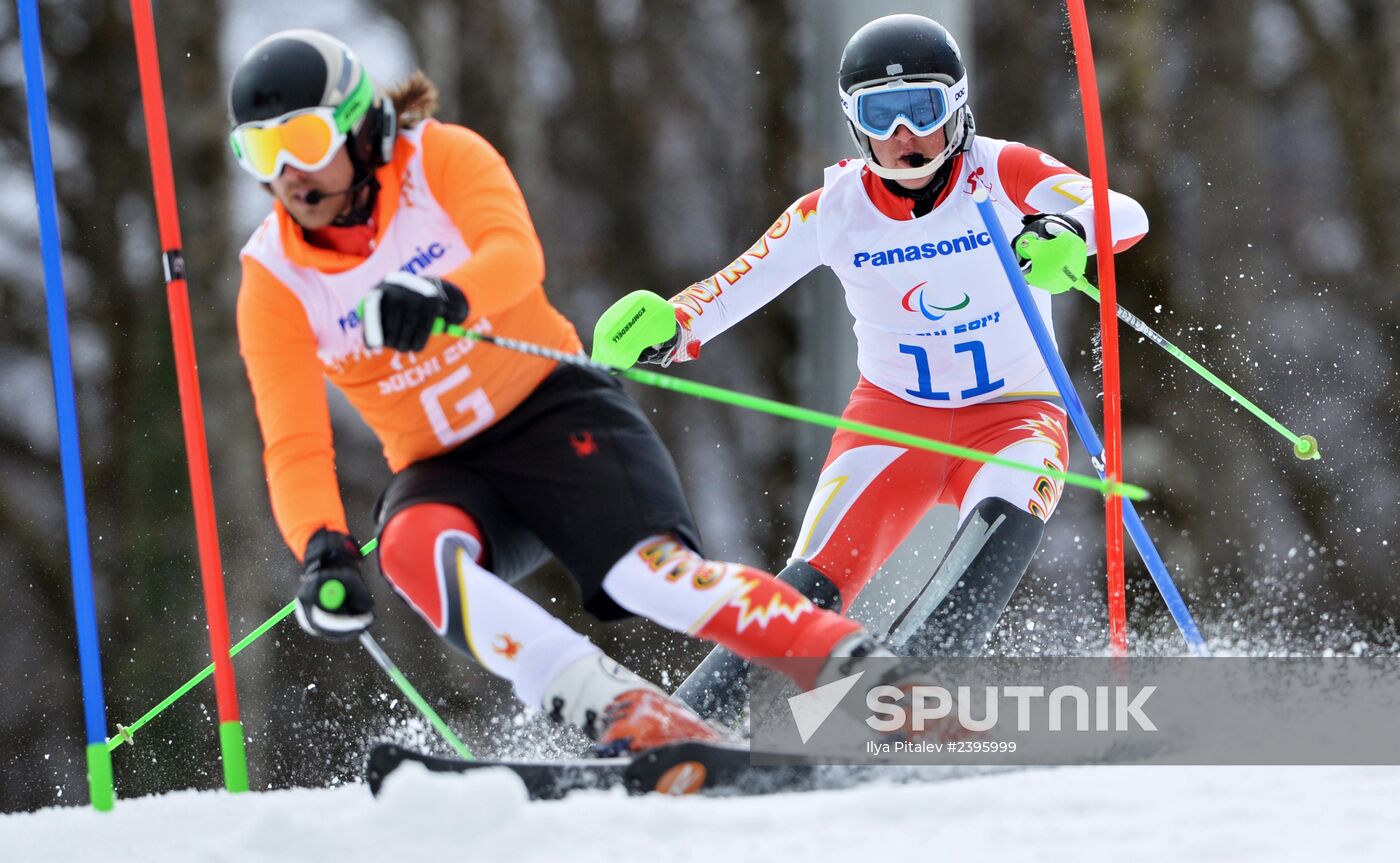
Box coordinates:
[973,189,1210,657]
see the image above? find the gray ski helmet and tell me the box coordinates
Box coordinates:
[228,29,396,171]
[838,14,975,181]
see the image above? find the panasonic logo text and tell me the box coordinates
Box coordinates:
[853,230,992,268]
[400,242,448,276]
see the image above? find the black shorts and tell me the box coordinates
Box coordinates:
[375,363,700,621]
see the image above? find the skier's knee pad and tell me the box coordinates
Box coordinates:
[779,560,843,613]
[379,502,486,634]
[949,496,1045,602]
[887,497,1045,654]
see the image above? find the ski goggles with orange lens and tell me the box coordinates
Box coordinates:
[842,78,967,141]
[229,73,372,181]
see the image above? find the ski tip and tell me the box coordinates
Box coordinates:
[365,742,404,797]
[625,740,747,796]
[654,759,711,795]
[625,740,816,797]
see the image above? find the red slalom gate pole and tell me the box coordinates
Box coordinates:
[129,0,248,791]
[1065,1,1128,657]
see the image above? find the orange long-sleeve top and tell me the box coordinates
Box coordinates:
[236,121,581,559]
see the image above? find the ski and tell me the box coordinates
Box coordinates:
[366,740,816,800]
[367,742,628,800]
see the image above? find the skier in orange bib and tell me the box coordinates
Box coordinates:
[229,29,899,755]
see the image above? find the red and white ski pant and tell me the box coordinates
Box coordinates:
[793,378,1071,607]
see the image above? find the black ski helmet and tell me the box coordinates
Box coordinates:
[228,29,396,173]
[838,14,975,181]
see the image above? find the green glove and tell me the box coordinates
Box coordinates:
[592,290,682,369]
[1013,213,1088,295]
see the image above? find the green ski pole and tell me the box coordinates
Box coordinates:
[1073,281,1319,461]
[358,633,474,761]
[431,320,1151,502]
[107,601,296,751]
[105,536,475,760]
[301,540,475,760]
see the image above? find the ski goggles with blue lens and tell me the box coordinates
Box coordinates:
[842,78,967,141]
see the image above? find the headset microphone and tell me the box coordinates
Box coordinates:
[304,187,344,205]
[305,172,373,206]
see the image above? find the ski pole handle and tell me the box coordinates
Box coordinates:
[591,290,678,368]
[318,579,347,610]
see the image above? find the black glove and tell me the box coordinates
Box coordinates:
[295,528,375,641]
[638,332,679,366]
[362,273,469,352]
[637,323,701,367]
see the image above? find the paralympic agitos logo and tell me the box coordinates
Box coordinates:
[902,281,970,321]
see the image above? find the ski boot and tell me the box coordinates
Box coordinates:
[543,652,728,756]
[814,633,970,747]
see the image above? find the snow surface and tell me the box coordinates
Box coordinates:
[2,763,1396,863]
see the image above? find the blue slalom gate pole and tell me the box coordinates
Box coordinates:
[18,0,117,810]
[972,189,1210,657]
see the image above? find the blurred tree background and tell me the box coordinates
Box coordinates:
[1,0,1395,812]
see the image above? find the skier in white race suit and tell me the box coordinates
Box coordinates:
[599,14,1148,721]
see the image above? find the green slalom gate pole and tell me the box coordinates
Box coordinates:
[1074,281,1319,461]
[438,324,1151,502]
